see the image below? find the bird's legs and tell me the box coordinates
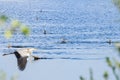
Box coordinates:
[32,55,40,60]
[32,55,48,60]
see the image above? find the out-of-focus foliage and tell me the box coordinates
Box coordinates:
[11,74,18,80]
[89,68,94,80]
[106,57,119,80]
[80,43,120,80]
[4,30,12,38]
[103,71,109,80]
[11,20,21,28]
[113,0,120,10]
[80,76,85,80]
[20,25,30,36]
[0,70,6,80]
[0,15,8,24]
[80,1,120,79]
[0,69,18,80]
[0,15,30,39]
[115,42,120,56]
[106,57,112,67]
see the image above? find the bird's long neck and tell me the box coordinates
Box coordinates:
[2,53,14,56]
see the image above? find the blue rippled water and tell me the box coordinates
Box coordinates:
[0,0,120,80]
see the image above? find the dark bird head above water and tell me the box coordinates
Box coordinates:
[43,30,47,34]
[60,38,67,44]
[2,48,40,71]
[107,39,112,45]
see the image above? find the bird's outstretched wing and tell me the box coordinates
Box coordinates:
[17,56,28,71]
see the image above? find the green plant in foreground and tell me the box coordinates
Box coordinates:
[0,15,30,39]
[103,71,109,80]
[80,0,120,79]
[80,76,85,80]
[0,70,18,80]
[80,43,120,80]
[0,15,8,23]
[113,0,120,10]
[106,57,119,80]
[0,70,6,80]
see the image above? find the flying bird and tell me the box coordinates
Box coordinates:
[2,48,40,71]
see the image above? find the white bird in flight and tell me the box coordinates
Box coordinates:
[3,48,40,71]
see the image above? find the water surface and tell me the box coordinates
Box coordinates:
[0,0,120,80]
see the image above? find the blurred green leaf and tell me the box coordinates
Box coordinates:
[0,15,30,38]
[114,60,120,69]
[20,25,30,36]
[11,73,18,80]
[0,70,6,80]
[4,30,12,39]
[113,0,120,10]
[106,57,113,67]
[80,76,85,80]
[0,15,8,22]
[0,69,19,80]
[114,42,120,56]
[11,20,21,28]
[89,68,94,80]
[103,71,109,80]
